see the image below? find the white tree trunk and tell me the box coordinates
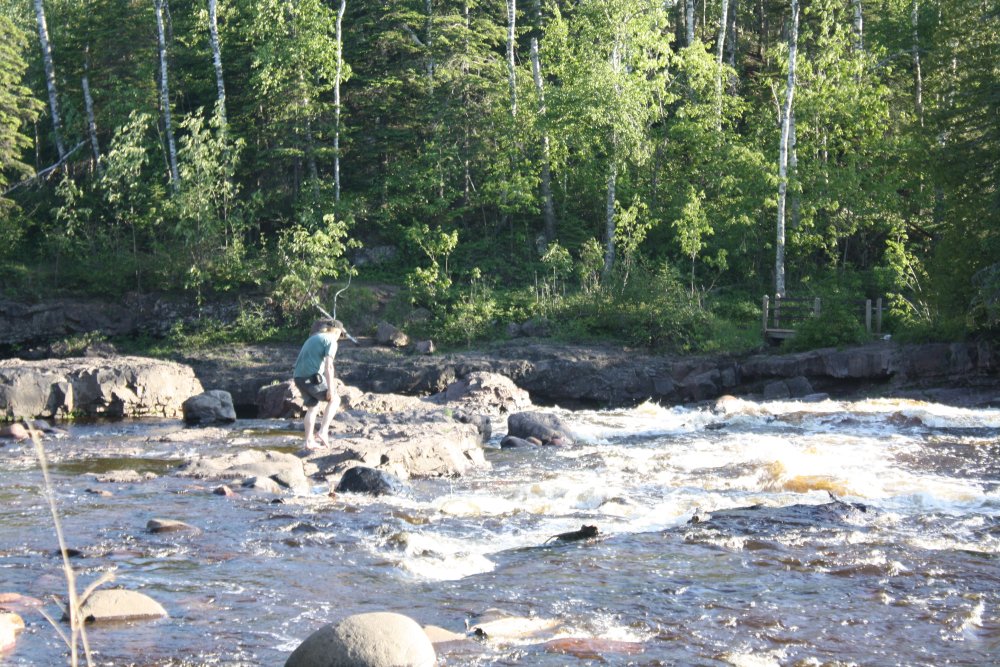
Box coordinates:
[82,60,101,173]
[531,38,556,244]
[603,163,617,279]
[208,0,227,125]
[334,0,346,203]
[506,0,517,117]
[33,0,66,159]
[852,0,864,52]
[790,107,799,228]
[715,0,729,125]
[155,0,180,190]
[425,0,435,83]
[912,0,923,125]
[726,0,738,65]
[685,0,695,45]
[775,0,799,298]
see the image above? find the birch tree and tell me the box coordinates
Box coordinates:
[775,0,799,297]
[531,37,556,243]
[207,0,227,125]
[333,0,347,203]
[82,54,101,172]
[506,0,517,117]
[154,0,180,190]
[33,0,65,159]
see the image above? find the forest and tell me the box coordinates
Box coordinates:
[0,0,997,351]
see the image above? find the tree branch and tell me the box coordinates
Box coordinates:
[3,141,86,196]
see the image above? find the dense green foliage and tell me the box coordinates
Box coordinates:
[0,0,997,351]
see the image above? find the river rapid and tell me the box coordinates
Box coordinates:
[1,395,999,666]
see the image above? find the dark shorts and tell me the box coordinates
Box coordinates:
[294,374,329,407]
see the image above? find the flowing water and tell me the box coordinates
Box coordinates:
[1,396,999,666]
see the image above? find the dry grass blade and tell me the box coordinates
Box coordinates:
[28,421,96,667]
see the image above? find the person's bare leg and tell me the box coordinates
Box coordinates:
[317,395,339,447]
[303,403,320,447]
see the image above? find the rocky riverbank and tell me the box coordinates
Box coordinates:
[175,338,1000,414]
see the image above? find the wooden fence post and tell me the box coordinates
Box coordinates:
[865,299,872,333]
[813,297,821,317]
[876,297,883,334]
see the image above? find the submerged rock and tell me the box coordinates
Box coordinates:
[507,411,576,446]
[178,449,311,493]
[335,466,406,497]
[147,518,199,534]
[285,611,435,667]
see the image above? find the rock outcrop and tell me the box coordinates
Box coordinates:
[0,356,203,420]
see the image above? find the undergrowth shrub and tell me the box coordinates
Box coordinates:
[783,298,869,351]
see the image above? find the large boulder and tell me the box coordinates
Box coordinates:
[507,411,576,446]
[182,390,237,424]
[257,379,355,419]
[375,322,409,349]
[0,356,203,420]
[285,612,436,667]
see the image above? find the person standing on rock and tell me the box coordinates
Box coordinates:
[293,319,343,449]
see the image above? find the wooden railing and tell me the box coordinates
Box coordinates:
[762,295,883,342]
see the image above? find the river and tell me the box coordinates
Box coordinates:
[1,395,998,665]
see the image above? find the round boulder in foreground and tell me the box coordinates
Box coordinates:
[285,612,436,667]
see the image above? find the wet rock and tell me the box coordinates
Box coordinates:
[72,589,168,622]
[500,435,538,449]
[242,476,284,494]
[0,356,203,420]
[213,485,237,497]
[0,612,24,651]
[285,611,435,667]
[468,610,561,641]
[335,466,406,496]
[0,423,29,441]
[147,518,199,534]
[376,321,409,348]
[685,499,871,539]
[544,524,599,544]
[542,637,645,659]
[182,389,237,425]
[507,411,576,446]
[179,449,311,493]
[95,470,157,484]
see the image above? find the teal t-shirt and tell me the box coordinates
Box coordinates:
[293,333,338,378]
